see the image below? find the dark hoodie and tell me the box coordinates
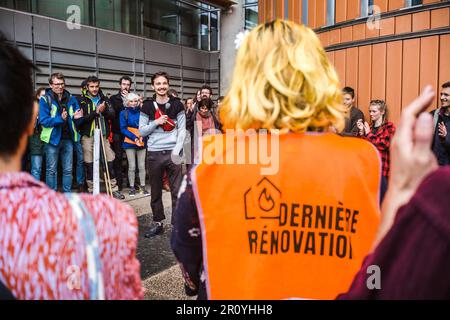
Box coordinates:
[110,90,127,135]
[77,89,115,137]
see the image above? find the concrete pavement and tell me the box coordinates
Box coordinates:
[122,188,194,300]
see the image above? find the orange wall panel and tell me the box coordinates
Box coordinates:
[291,0,303,24]
[439,34,450,93]
[353,23,366,41]
[308,0,316,28]
[335,50,347,86]
[389,0,404,11]
[380,17,395,37]
[319,31,330,47]
[412,11,430,32]
[366,22,380,39]
[326,51,335,66]
[288,0,294,22]
[371,43,387,100]
[346,47,359,100]
[316,0,327,28]
[341,26,353,43]
[395,14,412,34]
[336,0,347,23]
[430,8,450,29]
[276,0,283,19]
[423,0,441,3]
[373,0,388,13]
[358,45,372,113]
[347,0,361,21]
[402,38,421,109]
[420,36,440,110]
[386,41,403,124]
[328,29,341,46]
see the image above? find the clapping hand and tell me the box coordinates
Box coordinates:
[73,108,83,119]
[61,108,68,121]
[96,102,106,114]
[438,122,447,138]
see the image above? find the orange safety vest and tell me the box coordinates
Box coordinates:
[191,132,381,300]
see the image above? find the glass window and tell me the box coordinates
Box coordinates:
[244,5,258,30]
[361,0,375,16]
[210,11,218,51]
[142,0,178,45]
[0,0,221,51]
[94,0,141,35]
[0,0,31,12]
[31,0,90,25]
[405,0,422,6]
[302,0,308,25]
[180,3,200,49]
[326,0,335,26]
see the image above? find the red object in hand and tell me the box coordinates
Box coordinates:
[153,102,175,131]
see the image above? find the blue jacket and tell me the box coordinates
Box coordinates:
[39,89,81,146]
[120,106,147,149]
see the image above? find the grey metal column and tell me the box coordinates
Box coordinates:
[31,15,36,86]
[48,18,52,75]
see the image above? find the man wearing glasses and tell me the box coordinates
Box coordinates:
[39,72,82,192]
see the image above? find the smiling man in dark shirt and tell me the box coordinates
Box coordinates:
[431,82,450,166]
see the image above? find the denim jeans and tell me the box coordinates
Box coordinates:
[73,140,85,186]
[44,139,73,192]
[30,155,43,181]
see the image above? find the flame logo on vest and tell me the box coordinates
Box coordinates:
[244,177,281,221]
[259,188,275,212]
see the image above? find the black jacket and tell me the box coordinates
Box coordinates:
[76,90,114,137]
[110,91,126,135]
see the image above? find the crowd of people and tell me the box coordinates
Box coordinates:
[0,17,449,300]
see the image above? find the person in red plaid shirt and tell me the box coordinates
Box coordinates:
[357,100,396,179]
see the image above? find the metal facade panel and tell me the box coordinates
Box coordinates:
[17,45,32,60]
[97,30,135,58]
[33,16,50,46]
[182,47,208,69]
[98,56,134,72]
[209,52,220,70]
[183,69,207,81]
[14,13,32,43]
[49,20,96,52]
[134,38,144,60]
[0,9,15,40]
[145,39,181,65]
[51,50,96,68]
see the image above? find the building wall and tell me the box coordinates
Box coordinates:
[258,0,450,124]
[0,7,219,99]
[220,0,245,95]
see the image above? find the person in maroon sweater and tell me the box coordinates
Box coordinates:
[338,86,449,299]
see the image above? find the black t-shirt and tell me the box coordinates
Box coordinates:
[141,96,185,122]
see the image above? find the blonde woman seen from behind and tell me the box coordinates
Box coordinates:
[172,20,383,300]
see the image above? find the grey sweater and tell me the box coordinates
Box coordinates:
[139,110,186,155]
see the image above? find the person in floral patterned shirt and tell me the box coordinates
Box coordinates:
[0,33,143,300]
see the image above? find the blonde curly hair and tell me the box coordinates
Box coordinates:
[220,20,345,133]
